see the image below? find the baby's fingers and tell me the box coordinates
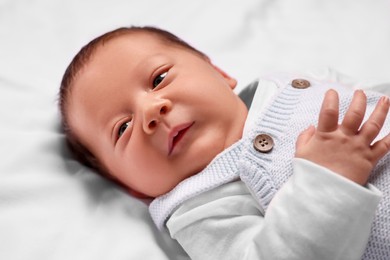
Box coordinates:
[317,89,339,132]
[341,90,366,135]
[360,96,390,143]
[371,133,390,162]
[296,125,315,150]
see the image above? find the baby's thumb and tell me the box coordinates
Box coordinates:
[296,125,315,149]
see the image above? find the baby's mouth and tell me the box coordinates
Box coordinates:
[168,122,194,155]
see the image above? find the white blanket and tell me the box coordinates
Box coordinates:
[1,0,389,259]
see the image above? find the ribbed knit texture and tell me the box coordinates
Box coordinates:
[150,74,390,259]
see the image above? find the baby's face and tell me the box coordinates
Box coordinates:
[68,32,247,197]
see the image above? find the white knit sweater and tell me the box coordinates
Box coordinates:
[150,73,390,259]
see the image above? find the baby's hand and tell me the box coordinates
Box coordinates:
[295,89,390,185]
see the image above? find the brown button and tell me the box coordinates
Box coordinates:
[253,134,274,153]
[291,79,311,89]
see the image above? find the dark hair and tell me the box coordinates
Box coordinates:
[58,26,208,180]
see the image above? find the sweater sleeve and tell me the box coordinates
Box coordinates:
[166,158,381,260]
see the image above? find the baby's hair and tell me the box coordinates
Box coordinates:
[58,26,208,180]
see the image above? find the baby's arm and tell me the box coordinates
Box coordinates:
[166,89,389,260]
[295,89,390,185]
[168,163,381,259]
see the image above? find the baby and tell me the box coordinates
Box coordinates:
[59,26,390,259]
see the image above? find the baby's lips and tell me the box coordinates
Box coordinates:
[168,122,194,155]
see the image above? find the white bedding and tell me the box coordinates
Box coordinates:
[0,0,389,259]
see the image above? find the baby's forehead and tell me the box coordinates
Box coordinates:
[73,32,178,94]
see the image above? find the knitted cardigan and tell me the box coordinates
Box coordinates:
[150,74,390,259]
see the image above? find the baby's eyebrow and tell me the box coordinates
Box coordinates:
[137,54,169,70]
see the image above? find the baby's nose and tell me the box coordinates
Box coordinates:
[142,97,171,134]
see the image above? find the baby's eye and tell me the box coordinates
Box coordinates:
[152,71,168,88]
[118,121,132,138]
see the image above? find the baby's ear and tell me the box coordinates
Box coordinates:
[211,64,237,89]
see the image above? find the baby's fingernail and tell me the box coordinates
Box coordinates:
[354,89,365,97]
[380,96,390,105]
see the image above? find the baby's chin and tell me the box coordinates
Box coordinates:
[163,164,210,195]
[151,144,231,198]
